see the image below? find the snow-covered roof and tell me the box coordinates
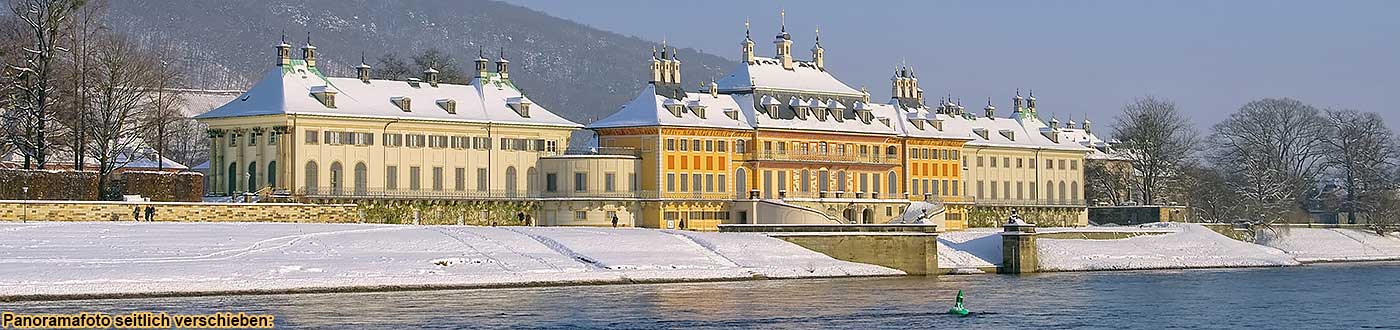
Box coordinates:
[196,60,581,128]
[715,56,862,96]
[587,84,752,130]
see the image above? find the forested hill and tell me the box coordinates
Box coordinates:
[103,0,734,124]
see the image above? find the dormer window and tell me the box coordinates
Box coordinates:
[663,98,683,118]
[814,107,828,121]
[391,96,412,112]
[973,127,990,140]
[437,98,457,114]
[310,85,337,108]
[794,106,809,120]
[909,118,925,130]
[689,105,707,119]
[407,77,421,88]
[999,129,1016,141]
[931,119,943,131]
[724,108,739,120]
[877,117,891,127]
[830,108,843,122]
[507,96,532,118]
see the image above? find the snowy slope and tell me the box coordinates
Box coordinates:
[0,222,898,299]
[936,230,1001,269]
[1038,223,1299,271]
[1256,227,1400,262]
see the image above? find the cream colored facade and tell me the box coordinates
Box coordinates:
[536,154,643,227]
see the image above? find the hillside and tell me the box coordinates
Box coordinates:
[103,0,734,124]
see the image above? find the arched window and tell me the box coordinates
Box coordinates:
[267,161,277,187]
[330,162,344,195]
[354,162,368,195]
[1071,181,1079,202]
[835,171,847,192]
[1059,181,1067,204]
[226,163,237,195]
[887,171,898,196]
[800,170,811,193]
[735,168,748,199]
[505,166,518,197]
[818,169,830,193]
[247,162,258,192]
[885,146,898,157]
[1045,180,1054,201]
[304,161,319,194]
[527,167,539,193]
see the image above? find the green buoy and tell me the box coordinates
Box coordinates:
[948,290,970,316]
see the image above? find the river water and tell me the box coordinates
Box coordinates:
[7,263,1400,329]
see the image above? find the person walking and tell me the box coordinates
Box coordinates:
[133,206,141,222]
[144,206,155,222]
[611,215,619,228]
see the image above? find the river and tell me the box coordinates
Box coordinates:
[6,262,1399,329]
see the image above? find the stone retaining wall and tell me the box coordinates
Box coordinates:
[0,201,358,223]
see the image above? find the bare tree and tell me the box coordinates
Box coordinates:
[1084,160,1132,206]
[1111,96,1199,205]
[1180,164,1246,223]
[142,54,184,170]
[4,0,83,168]
[411,48,467,84]
[1320,109,1400,224]
[372,53,411,80]
[1211,98,1328,223]
[54,0,104,170]
[84,33,158,198]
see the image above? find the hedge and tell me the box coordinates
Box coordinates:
[0,169,100,200]
[117,171,205,202]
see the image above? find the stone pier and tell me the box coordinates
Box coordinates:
[720,224,940,275]
[1000,222,1039,274]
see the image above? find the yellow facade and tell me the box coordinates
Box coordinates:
[961,145,1089,227]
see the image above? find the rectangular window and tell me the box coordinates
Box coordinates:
[952,180,959,196]
[248,133,257,146]
[942,179,950,196]
[432,167,443,191]
[736,140,747,153]
[977,156,985,167]
[680,173,690,192]
[455,168,466,191]
[680,139,689,151]
[1030,182,1038,199]
[1017,182,1024,200]
[546,173,558,192]
[605,173,616,192]
[230,134,239,147]
[667,173,677,192]
[546,140,558,153]
[1071,160,1079,170]
[977,181,985,199]
[305,130,319,144]
[477,168,488,191]
[666,139,676,151]
[990,157,998,168]
[1018,158,1024,168]
[1004,157,1011,168]
[269,133,279,146]
[705,140,714,152]
[1059,159,1067,170]
[629,174,639,192]
[409,167,421,191]
[717,141,727,152]
[574,172,588,192]
[575,211,587,220]
[693,173,703,192]
[385,166,398,190]
[1004,181,1011,200]
[692,140,702,151]
[717,174,726,192]
[1046,159,1054,169]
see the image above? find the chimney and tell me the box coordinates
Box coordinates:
[1013,89,1024,113]
[275,33,292,66]
[984,99,996,119]
[473,47,489,80]
[1027,90,1037,112]
[1083,118,1093,133]
[495,49,510,80]
[424,67,440,87]
[355,53,371,83]
[708,79,718,97]
[774,10,793,70]
[300,32,316,67]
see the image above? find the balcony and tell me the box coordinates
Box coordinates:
[748,151,900,165]
[965,197,1087,207]
[300,187,658,201]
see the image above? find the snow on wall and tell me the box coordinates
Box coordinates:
[1256,227,1400,263]
[1038,223,1299,271]
[0,222,899,299]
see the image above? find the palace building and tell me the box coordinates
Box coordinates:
[196,35,644,226]
[588,17,1103,230]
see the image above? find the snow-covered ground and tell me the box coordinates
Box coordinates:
[936,229,1001,270]
[0,222,898,299]
[1256,227,1400,263]
[1038,223,1300,271]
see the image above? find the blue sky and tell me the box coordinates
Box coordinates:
[503,0,1399,131]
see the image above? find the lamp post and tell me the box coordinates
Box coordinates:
[21,186,29,223]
